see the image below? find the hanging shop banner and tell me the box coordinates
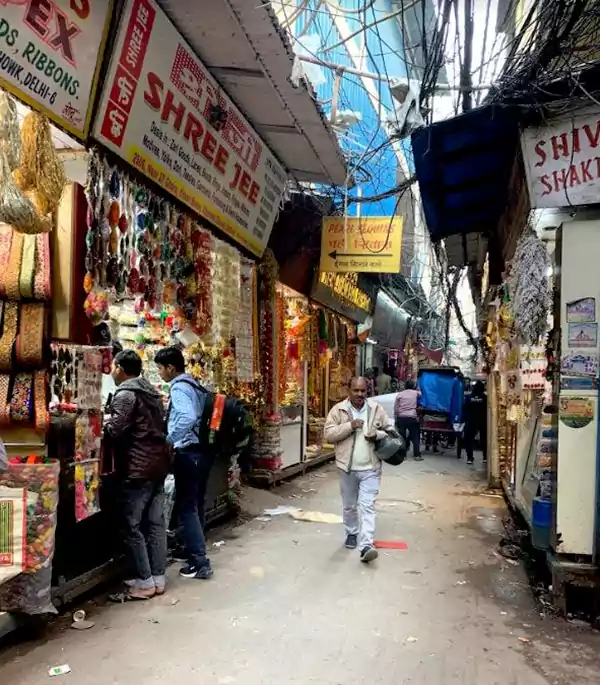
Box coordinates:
[521,110,600,208]
[311,271,374,323]
[319,216,403,273]
[93,0,287,256]
[0,0,113,139]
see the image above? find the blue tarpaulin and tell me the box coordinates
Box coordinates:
[411,106,519,242]
[418,372,464,423]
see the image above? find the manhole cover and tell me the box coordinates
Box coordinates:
[377,498,425,514]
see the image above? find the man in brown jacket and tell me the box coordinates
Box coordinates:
[324,377,392,563]
[104,350,170,600]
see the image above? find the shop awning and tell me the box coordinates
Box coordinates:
[157,0,348,186]
[411,106,520,245]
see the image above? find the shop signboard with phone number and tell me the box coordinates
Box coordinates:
[93,0,287,256]
[0,0,113,138]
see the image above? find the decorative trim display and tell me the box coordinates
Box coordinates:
[15,303,44,367]
[0,302,18,371]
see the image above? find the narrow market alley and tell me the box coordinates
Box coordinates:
[1,457,599,685]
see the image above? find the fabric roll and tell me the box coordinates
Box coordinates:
[19,233,36,298]
[16,302,44,366]
[9,372,34,423]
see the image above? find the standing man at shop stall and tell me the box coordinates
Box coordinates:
[104,350,170,601]
[155,347,214,580]
[324,376,393,563]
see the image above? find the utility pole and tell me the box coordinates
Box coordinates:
[461,0,474,112]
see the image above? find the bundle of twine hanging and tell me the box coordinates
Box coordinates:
[0,91,21,170]
[14,112,66,219]
[0,149,39,233]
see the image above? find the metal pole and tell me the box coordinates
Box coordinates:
[461,0,474,111]
[297,54,489,90]
[330,69,342,124]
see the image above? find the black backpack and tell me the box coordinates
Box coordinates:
[174,379,250,456]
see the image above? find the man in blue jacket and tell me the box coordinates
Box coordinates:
[155,347,213,580]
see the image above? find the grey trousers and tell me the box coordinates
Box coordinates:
[339,468,381,550]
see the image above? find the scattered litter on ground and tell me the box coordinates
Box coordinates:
[456,580,467,586]
[518,636,532,644]
[291,510,342,524]
[374,540,408,550]
[48,665,71,677]
[70,619,94,631]
[70,610,94,631]
[301,488,317,493]
[261,505,342,523]
[219,678,236,684]
[254,516,271,522]
[405,636,418,643]
[213,541,226,548]
[148,618,159,624]
[171,598,180,606]
[263,506,299,516]
[498,540,521,560]
[501,611,508,616]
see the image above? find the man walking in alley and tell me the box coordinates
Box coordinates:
[324,377,392,563]
[104,350,170,601]
[462,380,487,465]
[155,347,214,580]
[394,379,422,461]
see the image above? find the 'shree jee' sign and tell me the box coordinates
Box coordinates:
[319,216,403,273]
[0,0,113,138]
[93,0,287,256]
[521,110,600,208]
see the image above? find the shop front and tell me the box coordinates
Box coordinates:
[247,267,369,480]
[0,0,348,632]
[0,0,114,633]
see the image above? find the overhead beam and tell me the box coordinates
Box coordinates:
[297,54,489,91]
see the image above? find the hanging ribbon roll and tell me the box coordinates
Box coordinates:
[4,229,23,300]
[0,223,12,297]
[33,232,51,301]
[16,302,45,367]
[19,233,36,298]
[34,370,48,431]
[0,301,18,371]
[9,372,34,422]
[0,373,10,427]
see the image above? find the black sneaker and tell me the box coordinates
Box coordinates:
[180,563,213,580]
[360,546,379,563]
[344,534,358,549]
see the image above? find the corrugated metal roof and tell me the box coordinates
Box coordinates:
[157,0,348,186]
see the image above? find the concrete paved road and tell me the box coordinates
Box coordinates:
[1,454,600,684]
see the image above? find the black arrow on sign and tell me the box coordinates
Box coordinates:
[329,250,394,260]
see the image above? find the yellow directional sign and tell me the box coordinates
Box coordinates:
[319,216,403,273]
